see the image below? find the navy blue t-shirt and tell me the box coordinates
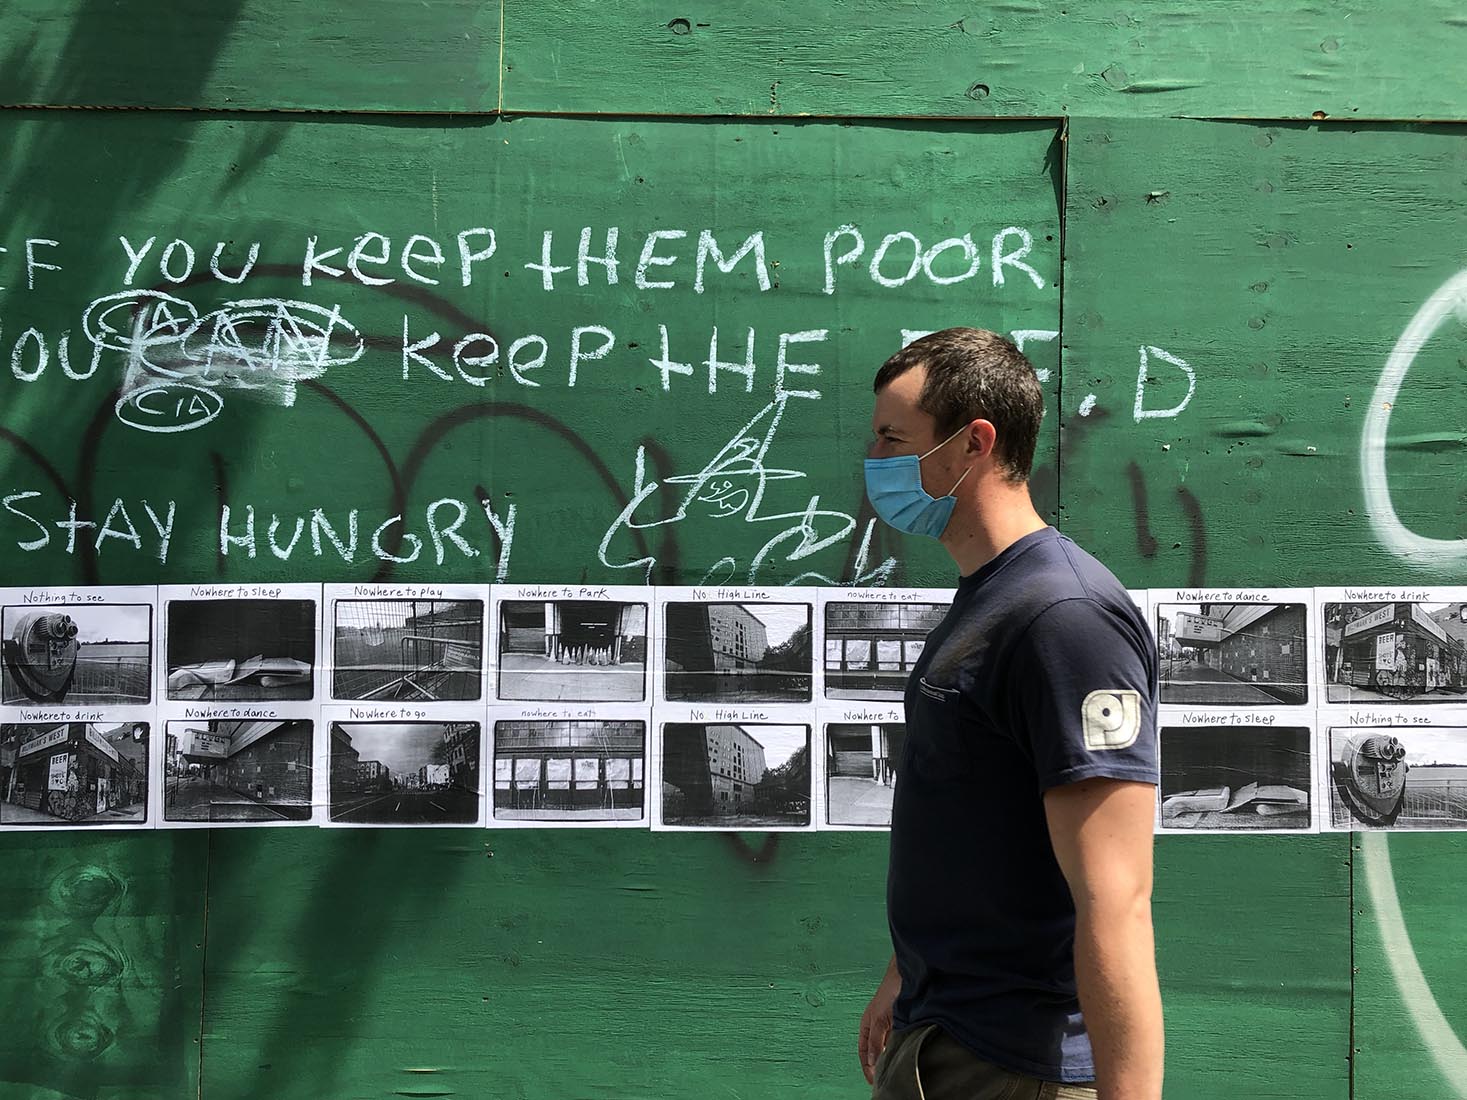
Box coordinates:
[887,525,1158,1082]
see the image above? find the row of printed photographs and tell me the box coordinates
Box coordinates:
[2,707,1464,834]
[5,584,1467,711]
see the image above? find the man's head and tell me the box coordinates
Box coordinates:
[870,327,1044,484]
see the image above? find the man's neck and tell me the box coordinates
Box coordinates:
[940,482,1048,579]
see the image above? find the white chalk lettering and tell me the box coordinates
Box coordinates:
[578,227,620,286]
[25,239,61,289]
[991,227,1046,290]
[694,230,770,294]
[635,229,685,290]
[457,228,497,286]
[401,234,445,285]
[707,327,756,395]
[775,330,825,401]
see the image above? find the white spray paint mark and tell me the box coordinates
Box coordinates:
[1361,831,1467,1096]
[1361,269,1467,567]
[1078,394,1097,417]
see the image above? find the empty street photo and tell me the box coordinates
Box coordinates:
[1156,602,1309,706]
[664,602,811,703]
[167,599,316,701]
[493,719,645,823]
[0,723,149,827]
[330,721,481,824]
[1323,601,1467,703]
[2,604,152,706]
[164,720,314,823]
[660,723,810,828]
[1330,725,1467,830]
[825,722,904,827]
[1159,723,1312,831]
[824,602,947,700]
[333,599,483,702]
[497,600,647,702]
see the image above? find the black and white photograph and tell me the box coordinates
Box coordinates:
[166,598,316,701]
[1155,599,1309,705]
[332,598,484,701]
[825,721,904,828]
[163,719,314,823]
[496,598,647,702]
[1,602,152,706]
[0,722,149,827]
[659,722,811,828]
[823,600,948,700]
[329,720,481,825]
[1329,724,1467,830]
[663,601,812,703]
[1158,721,1312,831]
[1322,600,1467,703]
[492,718,646,824]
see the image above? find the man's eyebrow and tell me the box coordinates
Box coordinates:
[874,423,906,436]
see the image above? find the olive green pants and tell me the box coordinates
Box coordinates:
[871,1023,1099,1100]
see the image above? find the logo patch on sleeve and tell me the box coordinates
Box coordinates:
[1081,690,1142,751]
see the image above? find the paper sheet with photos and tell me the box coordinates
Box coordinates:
[5,582,1466,834]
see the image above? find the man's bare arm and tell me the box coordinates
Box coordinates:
[1043,777,1164,1100]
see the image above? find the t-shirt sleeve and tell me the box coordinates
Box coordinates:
[1006,597,1159,792]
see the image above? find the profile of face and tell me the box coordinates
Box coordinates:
[868,366,971,500]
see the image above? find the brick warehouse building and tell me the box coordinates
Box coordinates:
[661,723,768,816]
[1173,603,1309,705]
[1,723,147,824]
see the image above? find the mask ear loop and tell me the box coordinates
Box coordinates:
[917,422,971,462]
[944,462,975,497]
[920,423,977,497]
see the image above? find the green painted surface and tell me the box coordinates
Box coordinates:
[0,112,1059,589]
[0,7,1465,1099]
[0,1,499,112]
[1354,832,1467,1098]
[504,1,1467,121]
[0,832,207,1099]
[1060,117,1467,588]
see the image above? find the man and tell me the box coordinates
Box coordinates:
[857,328,1163,1100]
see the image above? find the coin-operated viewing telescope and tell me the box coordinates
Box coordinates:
[1333,732,1408,826]
[2,611,80,703]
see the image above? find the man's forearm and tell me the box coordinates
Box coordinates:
[1073,900,1164,1100]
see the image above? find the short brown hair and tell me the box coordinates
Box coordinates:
[873,327,1044,482]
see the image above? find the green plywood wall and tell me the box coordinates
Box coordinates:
[1,4,1465,1100]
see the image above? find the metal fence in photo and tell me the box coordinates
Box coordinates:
[1156,603,1309,706]
[333,599,483,701]
[1,605,152,705]
[1329,725,1467,830]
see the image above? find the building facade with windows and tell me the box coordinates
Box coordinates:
[661,723,768,816]
[1,723,147,822]
[494,720,645,814]
[824,603,947,697]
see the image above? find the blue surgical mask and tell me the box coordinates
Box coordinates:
[863,424,974,538]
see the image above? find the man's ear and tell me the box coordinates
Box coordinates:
[966,419,998,459]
